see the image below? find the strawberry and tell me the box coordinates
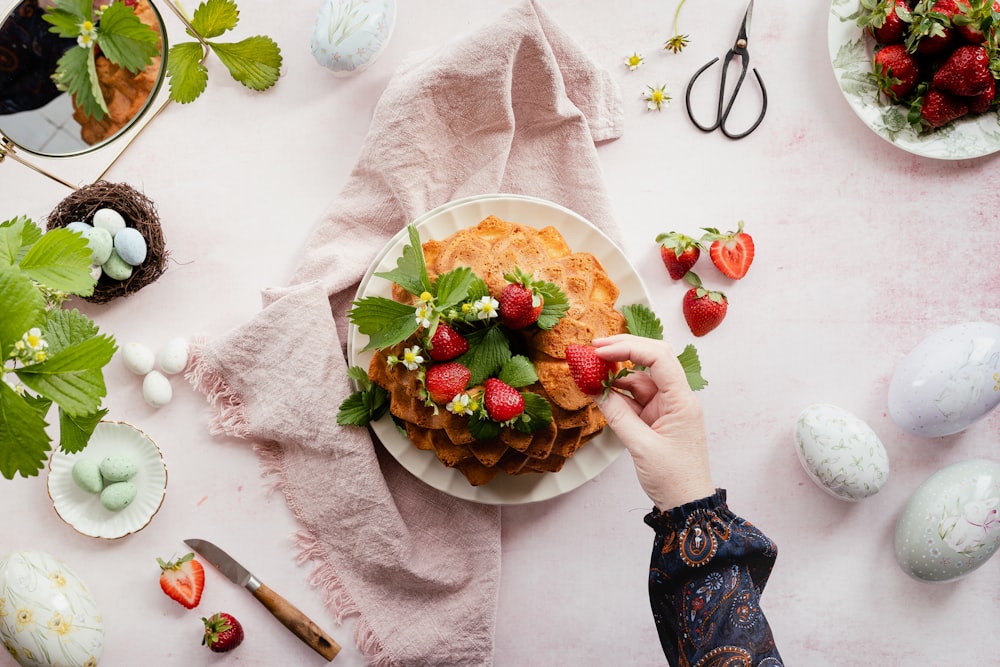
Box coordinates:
[498,269,545,329]
[483,378,524,422]
[157,553,205,609]
[953,0,1000,43]
[967,75,996,111]
[919,87,970,126]
[655,231,701,280]
[682,273,728,337]
[872,44,921,100]
[931,45,994,96]
[859,0,911,44]
[202,612,244,653]
[427,322,469,361]
[565,344,616,395]
[907,0,959,55]
[701,221,755,280]
[424,361,471,404]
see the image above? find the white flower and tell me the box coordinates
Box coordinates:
[12,328,48,365]
[938,496,1000,556]
[446,393,474,416]
[414,304,434,328]
[77,20,97,48]
[400,345,424,371]
[474,296,499,320]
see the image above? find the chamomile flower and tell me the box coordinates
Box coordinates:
[400,345,424,371]
[446,393,474,416]
[624,52,644,71]
[643,84,671,111]
[77,20,97,48]
[414,303,434,328]
[473,296,499,320]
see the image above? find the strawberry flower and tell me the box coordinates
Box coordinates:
[387,345,424,371]
[11,328,49,365]
[414,291,436,328]
[643,84,671,111]
[446,393,475,416]
[77,19,98,48]
[473,295,499,320]
[624,52,645,71]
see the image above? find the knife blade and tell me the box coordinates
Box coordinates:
[185,538,340,661]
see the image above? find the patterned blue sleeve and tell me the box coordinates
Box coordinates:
[643,489,784,666]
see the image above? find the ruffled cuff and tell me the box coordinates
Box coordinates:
[643,488,728,533]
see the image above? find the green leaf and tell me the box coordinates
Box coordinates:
[0,216,43,266]
[167,41,209,104]
[53,45,107,119]
[623,303,664,340]
[349,296,421,352]
[535,280,569,330]
[19,228,95,296]
[459,326,511,385]
[0,266,46,360]
[497,355,538,388]
[0,382,51,479]
[96,2,160,73]
[58,407,108,454]
[42,0,92,37]
[190,0,240,39]
[42,307,106,355]
[677,344,708,391]
[16,326,116,417]
[468,413,500,441]
[432,268,476,311]
[375,226,431,297]
[336,384,389,426]
[209,36,282,92]
[514,392,552,434]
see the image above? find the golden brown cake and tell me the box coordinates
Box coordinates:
[367,215,627,486]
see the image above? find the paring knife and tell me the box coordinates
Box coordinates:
[185,538,340,661]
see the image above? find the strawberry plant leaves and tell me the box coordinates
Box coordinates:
[349,296,420,352]
[432,267,476,311]
[468,413,500,441]
[375,226,431,297]
[210,36,282,92]
[498,355,538,388]
[535,280,568,330]
[41,0,91,36]
[190,0,240,39]
[623,303,664,340]
[0,383,51,479]
[54,45,106,119]
[337,367,389,426]
[18,228,94,296]
[167,42,209,104]
[677,344,707,391]
[513,392,552,433]
[0,267,46,360]
[459,326,511,385]
[58,406,108,454]
[96,2,160,73]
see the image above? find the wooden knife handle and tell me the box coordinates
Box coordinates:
[253,582,341,661]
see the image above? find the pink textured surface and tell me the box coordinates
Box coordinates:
[1,1,997,665]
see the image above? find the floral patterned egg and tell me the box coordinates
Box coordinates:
[894,459,1000,583]
[0,551,103,667]
[794,404,890,501]
[310,0,397,76]
[888,321,1000,437]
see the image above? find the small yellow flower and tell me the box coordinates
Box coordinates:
[49,571,67,588]
[664,34,690,54]
[414,304,434,328]
[446,393,474,416]
[624,52,644,71]
[418,291,433,304]
[48,611,74,636]
[643,84,671,111]
[474,296,499,321]
[77,19,98,48]
[401,345,424,371]
[15,608,33,631]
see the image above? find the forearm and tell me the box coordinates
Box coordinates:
[644,489,783,666]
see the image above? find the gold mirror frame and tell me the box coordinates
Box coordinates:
[0,0,206,190]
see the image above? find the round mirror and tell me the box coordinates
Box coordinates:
[0,0,166,158]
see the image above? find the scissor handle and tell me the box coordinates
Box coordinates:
[684,50,767,140]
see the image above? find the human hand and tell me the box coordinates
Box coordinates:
[593,334,715,511]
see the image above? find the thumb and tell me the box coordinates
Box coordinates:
[599,391,651,455]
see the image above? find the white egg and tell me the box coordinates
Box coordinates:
[142,370,173,408]
[794,404,890,501]
[310,0,396,76]
[894,458,1000,583]
[91,207,126,235]
[0,550,104,667]
[113,227,147,266]
[888,321,1000,437]
[158,337,189,375]
[121,341,155,375]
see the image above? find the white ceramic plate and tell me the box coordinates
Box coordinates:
[828,0,1000,159]
[47,421,167,539]
[348,194,651,505]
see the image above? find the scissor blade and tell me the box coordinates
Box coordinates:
[738,0,754,44]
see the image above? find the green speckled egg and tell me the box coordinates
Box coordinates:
[102,249,133,280]
[71,458,104,493]
[99,455,137,482]
[100,481,137,511]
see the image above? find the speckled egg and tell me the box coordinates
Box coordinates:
[102,249,133,281]
[121,341,155,375]
[158,337,189,375]
[99,454,137,482]
[64,221,113,265]
[0,550,104,667]
[888,322,1000,437]
[894,458,1000,583]
[71,458,103,494]
[142,370,172,408]
[794,404,890,501]
[91,207,126,235]
[100,480,137,511]
[113,227,147,266]
[311,0,396,76]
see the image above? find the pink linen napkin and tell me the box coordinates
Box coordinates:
[187,1,623,665]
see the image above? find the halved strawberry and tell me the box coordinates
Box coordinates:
[682,273,728,337]
[427,322,469,361]
[701,221,755,280]
[565,344,617,395]
[157,553,205,609]
[655,231,701,280]
[483,378,525,421]
[202,612,244,653]
[424,361,471,404]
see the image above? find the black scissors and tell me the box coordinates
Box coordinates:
[684,0,767,139]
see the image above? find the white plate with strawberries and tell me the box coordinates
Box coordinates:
[347,194,652,505]
[829,0,1000,159]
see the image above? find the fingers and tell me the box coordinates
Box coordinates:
[593,334,688,393]
[597,390,648,449]
[611,369,658,405]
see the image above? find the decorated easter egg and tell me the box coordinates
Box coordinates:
[142,370,172,408]
[311,0,396,76]
[794,404,890,501]
[888,322,1000,437]
[894,458,1000,582]
[102,249,133,281]
[91,208,126,235]
[121,342,155,375]
[0,550,104,667]
[113,227,147,266]
[158,337,189,375]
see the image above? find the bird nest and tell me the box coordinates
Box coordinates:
[46,181,167,304]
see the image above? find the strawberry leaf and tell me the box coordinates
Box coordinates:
[95,2,160,74]
[432,267,476,311]
[58,406,108,454]
[18,228,95,296]
[468,413,500,440]
[54,45,107,119]
[677,344,707,391]
[337,367,389,427]
[0,266,46,361]
[166,42,209,104]
[513,392,552,434]
[375,226,431,297]
[0,383,51,479]
[497,355,538,388]
[210,36,282,92]
[190,0,240,38]
[458,326,511,385]
[534,280,569,330]
[349,296,421,352]
[622,303,664,340]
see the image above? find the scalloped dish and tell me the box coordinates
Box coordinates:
[828,0,1000,159]
[47,421,167,539]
